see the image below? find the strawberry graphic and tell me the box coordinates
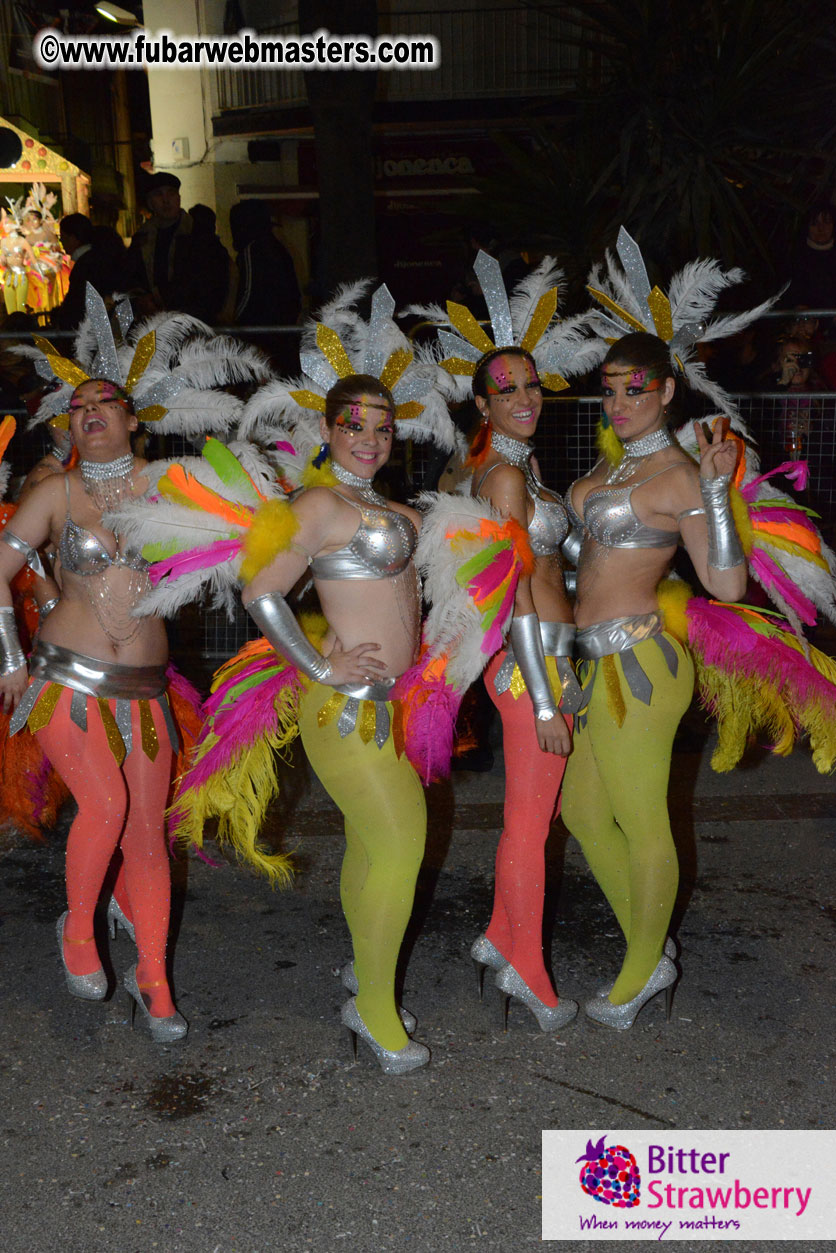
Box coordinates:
[577,1135,641,1207]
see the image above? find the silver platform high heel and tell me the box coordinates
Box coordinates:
[106,895,136,943]
[495,964,578,1033]
[470,934,506,1001]
[341,997,429,1076]
[595,936,678,997]
[339,961,417,1033]
[584,955,677,1030]
[123,965,188,1043]
[56,912,108,1001]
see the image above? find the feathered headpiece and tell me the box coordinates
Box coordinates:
[239,280,458,487]
[0,416,15,501]
[405,250,604,403]
[16,284,272,438]
[24,182,58,226]
[586,226,779,421]
[2,198,25,233]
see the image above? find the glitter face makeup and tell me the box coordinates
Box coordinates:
[601,365,663,397]
[478,353,543,442]
[484,353,541,398]
[70,381,131,413]
[327,393,395,478]
[334,397,394,435]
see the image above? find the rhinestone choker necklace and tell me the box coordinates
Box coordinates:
[604,425,676,484]
[331,459,386,505]
[80,452,135,510]
[490,430,532,469]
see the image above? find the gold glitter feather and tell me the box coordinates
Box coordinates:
[32,333,90,388]
[540,371,570,393]
[394,400,424,422]
[520,289,557,352]
[380,348,412,390]
[586,286,647,335]
[27,682,62,732]
[647,287,674,342]
[317,691,344,728]
[98,698,126,765]
[602,655,626,728]
[439,356,477,377]
[445,301,495,355]
[392,703,405,758]
[49,414,71,431]
[136,405,167,424]
[316,325,355,378]
[289,388,327,413]
[139,700,159,760]
[358,700,376,744]
[126,330,156,392]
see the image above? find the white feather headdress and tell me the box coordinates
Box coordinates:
[238,281,458,486]
[585,226,781,418]
[405,250,604,403]
[17,285,273,439]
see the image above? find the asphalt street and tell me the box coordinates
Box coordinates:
[1,699,834,1253]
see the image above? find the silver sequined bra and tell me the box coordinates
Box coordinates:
[309,494,417,581]
[570,464,680,550]
[58,477,148,577]
[475,463,568,557]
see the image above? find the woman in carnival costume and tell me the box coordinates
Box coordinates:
[1,201,38,316]
[22,184,68,314]
[0,416,70,841]
[0,285,271,1041]
[561,228,836,1029]
[114,282,458,1073]
[405,253,602,1031]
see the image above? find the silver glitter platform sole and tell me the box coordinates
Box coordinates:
[584,955,677,1030]
[340,997,429,1075]
[123,965,188,1043]
[495,963,578,1032]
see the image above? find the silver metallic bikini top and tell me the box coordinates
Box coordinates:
[569,464,681,550]
[309,492,417,581]
[58,476,148,577]
[474,463,568,557]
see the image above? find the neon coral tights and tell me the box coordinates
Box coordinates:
[484,651,572,1008]
[36,689,175,1016]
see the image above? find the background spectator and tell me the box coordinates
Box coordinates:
[229,199,301,371]
[125,173,230,324]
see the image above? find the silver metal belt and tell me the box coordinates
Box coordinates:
[574,613,680,724]
[575,612,664,659]
[327,676,397,749]
[10,641,177,754]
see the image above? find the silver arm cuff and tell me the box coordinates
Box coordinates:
[0,530,46,580]
[245,591,333,684]
[0,607,26,675]
[699,474,745,570]
[509,613,557,721]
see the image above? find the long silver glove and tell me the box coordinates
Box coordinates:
[0,607,26,676]
[700,474,744,570]
[509,613,557,721]
[245,591,333,684]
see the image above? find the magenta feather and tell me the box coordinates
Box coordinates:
[165,663,204,720]
[742,460,809,500]
[393,662,463,785]
[149,538,242,586]
[686,599,836,708]
[748,550,818,624]
[752,505,817,530]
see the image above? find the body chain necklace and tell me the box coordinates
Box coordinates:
[80,452,136,511]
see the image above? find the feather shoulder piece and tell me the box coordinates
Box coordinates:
[167,613,328,883]
[106,438,293,620]
[393,491,534,784]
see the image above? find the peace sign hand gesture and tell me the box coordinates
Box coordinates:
[694,417,738,481]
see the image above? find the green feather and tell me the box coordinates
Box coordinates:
[201,437,262,504]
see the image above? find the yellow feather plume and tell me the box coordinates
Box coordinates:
[657,578,694,646]
[729,487,754,555]
[240,499,300,585]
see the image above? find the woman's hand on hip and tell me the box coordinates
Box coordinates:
[326,640,386,687]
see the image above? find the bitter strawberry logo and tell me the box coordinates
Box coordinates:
[577,1135,641,1207]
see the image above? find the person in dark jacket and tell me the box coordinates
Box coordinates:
[229,200,301,370]
[125,173,230,325]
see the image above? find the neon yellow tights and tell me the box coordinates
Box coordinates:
[561,634,694,1004]
[299,683,426,1051]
